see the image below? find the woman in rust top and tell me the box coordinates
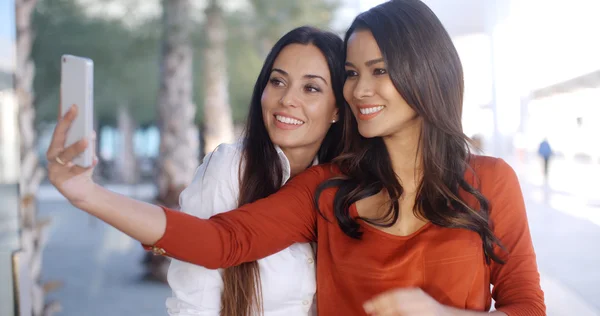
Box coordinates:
[46,0,545,315]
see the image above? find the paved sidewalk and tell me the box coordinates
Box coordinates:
[39,200,170,316]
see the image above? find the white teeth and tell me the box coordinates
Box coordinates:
[359,106,385,115]
[275,115,304,125]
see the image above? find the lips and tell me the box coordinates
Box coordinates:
[273,112,305,130]
[275,114,304,125]
[356,104,385,121]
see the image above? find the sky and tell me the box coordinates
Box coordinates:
[360,0,387,10]
[0,0,16,72]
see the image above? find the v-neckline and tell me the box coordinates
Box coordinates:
[349,203,433,240]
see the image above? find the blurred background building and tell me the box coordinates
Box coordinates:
[1,0,599,315]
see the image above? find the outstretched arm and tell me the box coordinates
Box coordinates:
[75,171,320,269]
[48,105,321,269]
[75,184,168,245]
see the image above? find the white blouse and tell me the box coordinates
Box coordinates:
[166,142,317,316]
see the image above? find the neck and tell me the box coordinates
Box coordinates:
[383,118,422,192]
[280,144,320,178]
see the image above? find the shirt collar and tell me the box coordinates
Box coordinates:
[274,145,319,184]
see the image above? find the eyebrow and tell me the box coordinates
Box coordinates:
[271,68,328,84]
[345,57,385,68]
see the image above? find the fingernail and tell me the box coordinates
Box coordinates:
[363,302,373,313]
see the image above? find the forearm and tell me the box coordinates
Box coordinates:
[75,183,167,245]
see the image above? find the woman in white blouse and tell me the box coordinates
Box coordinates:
[166,26,350,316]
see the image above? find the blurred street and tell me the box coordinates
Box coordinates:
[510,155,600,316]
[39,200,170,316]
[37,154,600,316]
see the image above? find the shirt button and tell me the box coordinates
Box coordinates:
[152,246,166,255]
[307,258,314,264]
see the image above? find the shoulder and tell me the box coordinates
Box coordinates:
[276,164,340,203]
[178,142,242,210]
[200,142,243,178]
[467,154,515,180]
[290,163,341,185]
[466,154,521,200]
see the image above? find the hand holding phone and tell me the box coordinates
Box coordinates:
[60,54,94,167]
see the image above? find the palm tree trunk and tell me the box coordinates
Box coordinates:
[117,104,138,185]
[203,0,234,154]
[156,0,199,207]
[151,0,199,282]
[15,0,61,314]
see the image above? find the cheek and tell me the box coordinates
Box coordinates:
[343,80,354,103]
[260,88,277,115]
[306,101,335,130]
[260,99,273,129]
[379,84,411,112]
[378,79,400,100]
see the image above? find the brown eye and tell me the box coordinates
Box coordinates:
[305,85,320,93]
[373,68,387,75]
[269,78,284,86]
[345,70,358,78]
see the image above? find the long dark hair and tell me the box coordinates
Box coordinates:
[221,26,349,316]
[316,0,504,264]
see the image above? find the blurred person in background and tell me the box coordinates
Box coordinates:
[45,1,545,315]
[538,137,553,180]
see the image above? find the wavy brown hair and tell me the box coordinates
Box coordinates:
[220,26,348,316]
[315,0,505,264]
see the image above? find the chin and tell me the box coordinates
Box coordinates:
[357,125,382,139]
[269,133,300,148]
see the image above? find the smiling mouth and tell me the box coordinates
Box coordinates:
[275,115,305,125]
[358,105,385,115]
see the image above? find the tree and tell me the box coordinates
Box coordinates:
[149,0,199,281]
[249,0,339,55]
[156,0,198,207]
[202,0,235,154]
[32,0,162,183]
[32,0,162,128]
[15,0,61,314]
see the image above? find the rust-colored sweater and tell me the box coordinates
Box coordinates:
[147,156,545,315]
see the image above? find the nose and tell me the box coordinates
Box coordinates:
[279,88,299,108]
[352,76,375,101]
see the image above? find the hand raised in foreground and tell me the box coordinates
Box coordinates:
[363,288,449,316]
[46,104,98,206]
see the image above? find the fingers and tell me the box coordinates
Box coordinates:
[364,291,398,315]
[47,143,97,186]
[70,157,97,175]
[46,104,77,159]
[364,288,424,316]
[55,138,89,164]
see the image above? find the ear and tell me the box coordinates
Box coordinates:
[331,109,339,123]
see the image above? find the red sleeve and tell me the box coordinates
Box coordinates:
[143,166,326,269]
[488,159,546,315]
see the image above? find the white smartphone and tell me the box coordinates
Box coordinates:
[60,54,94,168]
